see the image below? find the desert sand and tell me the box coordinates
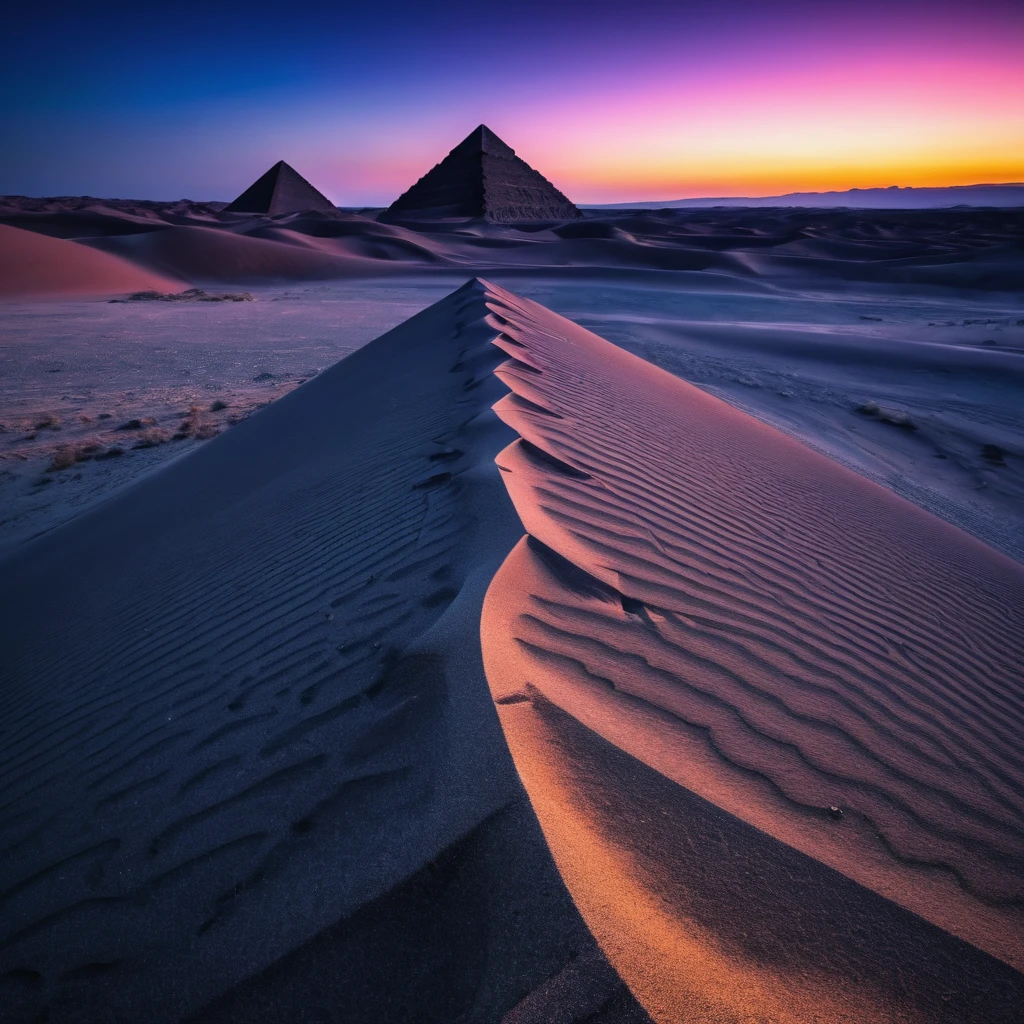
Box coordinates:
[3,195,1022,290]
[480,281,1024,1022]
[1,197,1023,1024]
[0,281,653,1023]
[0,224,180,298]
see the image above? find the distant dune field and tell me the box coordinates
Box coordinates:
[2,196,1022,292]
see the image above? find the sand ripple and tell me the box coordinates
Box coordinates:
[480,280,1024,1021]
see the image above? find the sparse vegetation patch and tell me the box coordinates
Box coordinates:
[110,288,254,303]
[174,405,219,441]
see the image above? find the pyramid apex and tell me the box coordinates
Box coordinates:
[451,124,515,159]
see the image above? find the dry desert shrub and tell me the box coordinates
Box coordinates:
[982,444,1007,465]
[117,288,253,303]
[49,440,126,470]
[49,446,78,471]
[174,405,219,441]
[856,401,917,430]
[132,428,170,449]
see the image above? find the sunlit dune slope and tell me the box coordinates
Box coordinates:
[83,224,390,282]
[478,281,1024,1022]
[0,223,180,298]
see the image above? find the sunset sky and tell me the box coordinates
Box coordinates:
[2,0,1022,204]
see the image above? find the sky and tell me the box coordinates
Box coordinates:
[2,0,1022,204]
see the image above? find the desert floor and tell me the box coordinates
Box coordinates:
[2,272,1022,561]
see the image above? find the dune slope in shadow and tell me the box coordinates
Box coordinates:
[0,281,646,1023]
[478,281,1024,1022]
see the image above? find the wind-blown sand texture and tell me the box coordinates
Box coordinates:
[0,281,647,1023]
[1,280,1022,1022]
[476,284,1024,1020]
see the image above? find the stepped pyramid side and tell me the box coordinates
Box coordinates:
[382,126,582,224]
[225,161,336,216]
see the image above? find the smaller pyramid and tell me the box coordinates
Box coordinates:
[381,125,582,224]
[225,161,336,216]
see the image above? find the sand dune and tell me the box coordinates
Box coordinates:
[477,282,1024,1021]
[0,281,645,1023]
[1,278,1022,1022]
[0,224,180,298]
[244,226,445,264]
[84,225,385,282]
[0,196,225,240]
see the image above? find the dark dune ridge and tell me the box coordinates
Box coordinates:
[1,281,1022,1023]
[0,197,228,239]
[1,194,1021,293]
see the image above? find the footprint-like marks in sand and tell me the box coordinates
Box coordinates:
[0,280,514,1022]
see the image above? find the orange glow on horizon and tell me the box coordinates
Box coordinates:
[554,156,1024,204]
[528,52,1024,202]
[330,44,1024,205]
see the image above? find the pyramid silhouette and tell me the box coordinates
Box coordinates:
[225,161,336,216]
[381,125,582,224]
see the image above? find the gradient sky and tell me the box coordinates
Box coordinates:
[2,0,1022,204]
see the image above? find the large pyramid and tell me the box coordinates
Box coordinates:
[381,125,582,224]
[224,160,336,216]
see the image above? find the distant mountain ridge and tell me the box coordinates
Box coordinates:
[584,183,1024,210]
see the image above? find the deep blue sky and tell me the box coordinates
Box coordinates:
[3,0,1021,203]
